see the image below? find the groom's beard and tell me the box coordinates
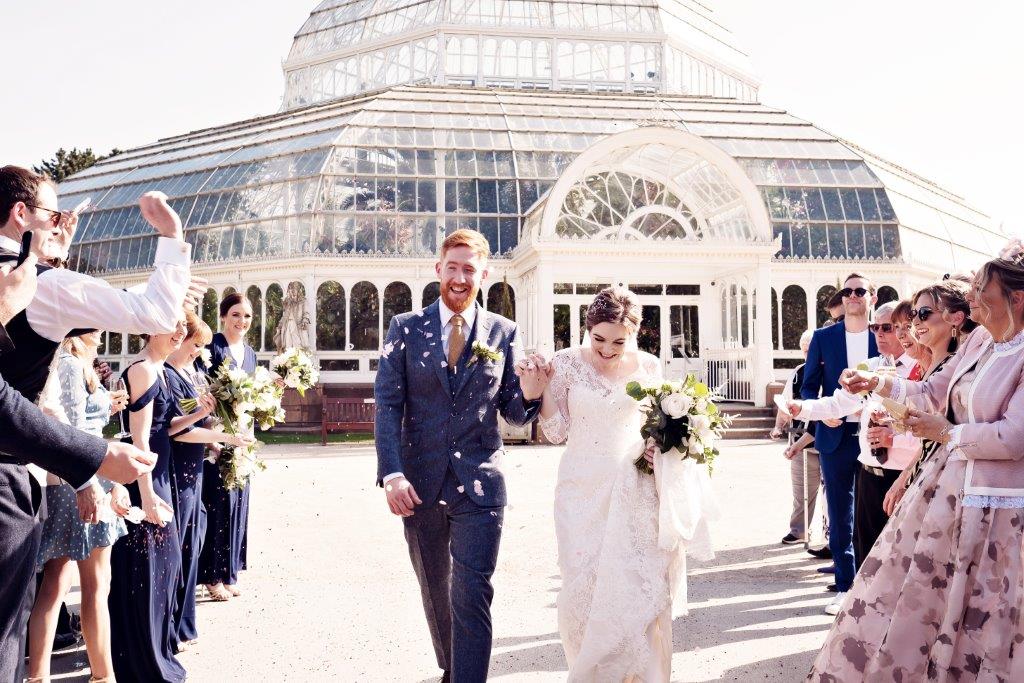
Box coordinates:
[441,282,479,314]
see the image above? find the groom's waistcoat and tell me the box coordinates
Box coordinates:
[373,301,538,507]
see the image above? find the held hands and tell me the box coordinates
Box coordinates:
[96,442,157,484]
[514,353,553,400]
[903,407,953,442]
[139,191,183,239]
[385,476,422,517]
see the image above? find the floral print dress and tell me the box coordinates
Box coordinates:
[808,343,1024,681]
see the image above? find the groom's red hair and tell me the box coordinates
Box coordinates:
[441,229,490,262]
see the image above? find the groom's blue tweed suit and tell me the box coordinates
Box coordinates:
[375,300,540,681]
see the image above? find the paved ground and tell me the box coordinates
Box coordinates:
[54,439,837,681]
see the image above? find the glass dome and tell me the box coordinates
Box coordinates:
[281,0,760,108]
[59,86,1001,276]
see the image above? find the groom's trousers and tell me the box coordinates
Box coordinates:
[819,423,860,592]
[403,466,503,682]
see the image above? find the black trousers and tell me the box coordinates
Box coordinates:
[853,464,903,569]
[0,464,43,683]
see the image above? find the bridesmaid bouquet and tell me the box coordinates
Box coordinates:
[182,363,286,489]
[625,375,731,475]
[270,347,319,397]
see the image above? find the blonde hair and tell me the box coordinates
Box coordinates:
[440,229,490,261]
[62,335,100,394]
[185,307,213,345]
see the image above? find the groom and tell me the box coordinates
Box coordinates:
[375,229,545,682]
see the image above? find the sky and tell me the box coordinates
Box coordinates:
[1,1,1020,234]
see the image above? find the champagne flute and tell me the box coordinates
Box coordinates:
[191,370,220,428]
[107,376,131,440]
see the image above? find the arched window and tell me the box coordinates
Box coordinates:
[350,281,380,351]
[246,285,262,350]
[423,281,440,307]
[201,288,218,332]
[816,285,838,328]
[739,287,750,347]
[782,285,808,350]
[108,332,123,356]
[264,283,284,351]
[876,286,899,308]
[486,282,516,320]
[316,281,346,350]
[128,334,143,355]
[771,288,780,350]
[383,282,413,335]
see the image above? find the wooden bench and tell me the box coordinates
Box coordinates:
[321,397,376,445]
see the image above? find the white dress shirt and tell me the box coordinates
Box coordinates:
[843,328,870,421]
[0,234,191,342]
[797,354,921,470]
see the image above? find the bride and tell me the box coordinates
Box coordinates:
[520,286,716,682]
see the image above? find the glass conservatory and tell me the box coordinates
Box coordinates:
[59,0,1005,404]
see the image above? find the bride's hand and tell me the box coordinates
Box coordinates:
[643,438,658,470]
[517,353,552,400]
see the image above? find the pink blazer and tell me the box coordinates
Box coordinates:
[894,327,1024,496]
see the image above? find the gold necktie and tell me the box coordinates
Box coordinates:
[448,314,466,371]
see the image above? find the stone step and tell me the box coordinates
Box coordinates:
[722,427,772,440]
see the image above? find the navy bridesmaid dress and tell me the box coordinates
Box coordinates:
[109,363,186,682]
[166,363,208,644]
[198,332,256,587]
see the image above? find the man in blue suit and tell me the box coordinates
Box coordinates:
[801,273,878,616]
[375,229,544,682]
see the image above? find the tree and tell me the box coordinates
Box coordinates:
[34,147,122,183]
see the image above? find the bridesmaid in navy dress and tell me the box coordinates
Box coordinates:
[198,292,258,600]
[165,308,253,647]
[109,314,187,683]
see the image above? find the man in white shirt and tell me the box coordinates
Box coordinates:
[786,302,922,574]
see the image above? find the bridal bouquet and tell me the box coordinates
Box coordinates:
[270,347,319,397]
[625,375,731,475]
[181,362,285,489]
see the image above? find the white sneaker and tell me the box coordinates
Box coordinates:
[824,591,847,616]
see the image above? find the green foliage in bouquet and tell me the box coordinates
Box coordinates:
[625,375,731,476]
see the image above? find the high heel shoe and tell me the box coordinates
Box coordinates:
[205,583,231,601]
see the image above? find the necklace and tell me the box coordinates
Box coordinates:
[993,328,1024,352]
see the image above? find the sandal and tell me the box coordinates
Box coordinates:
[205,583,231,601]
[225,583,242,597]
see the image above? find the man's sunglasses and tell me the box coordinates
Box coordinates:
[868,323,894,334]
[26,204,66,228]
[839,287,870,298]
[910,306,936,322]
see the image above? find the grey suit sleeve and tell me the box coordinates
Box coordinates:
[374,318,408,485]
[497,324,541,427]
[0,373,106,487]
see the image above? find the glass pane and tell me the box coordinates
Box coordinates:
[810,224,828,258]
[246,285,263,350]
[264,283,284,351]
[864,225,883,259]
[383,282,413,333]
[350,281,380,351]
[422,281,440,307]
[781,285,807,350]
[486,282,515,320]
[669,305,699,357]
[553,304,570,351]
[816,285,837,328]
[847,225,866,259]
[790,223,810,258]
[316,281,347,350]
[637,305,660,356]
[827,225,848,259]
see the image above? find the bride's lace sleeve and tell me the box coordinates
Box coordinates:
[539,351,573,444]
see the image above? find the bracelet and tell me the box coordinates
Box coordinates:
[938,424,955,445]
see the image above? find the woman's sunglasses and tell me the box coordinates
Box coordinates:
[839,287,869,298]
[868,323,894,333]
[910,306,936,322]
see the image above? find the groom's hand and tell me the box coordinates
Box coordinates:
[385,476,422,517]
[516,353,552,400]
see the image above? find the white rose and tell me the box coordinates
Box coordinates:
[690,413,714,440]
[660,392,693,419]
[695,398,708,413]
[687,435,704,455]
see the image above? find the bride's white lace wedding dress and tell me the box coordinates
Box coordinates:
[540,347,716,682]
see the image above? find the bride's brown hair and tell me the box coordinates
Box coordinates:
[585,286,641,333]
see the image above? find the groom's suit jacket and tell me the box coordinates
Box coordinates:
[374,300,539,507]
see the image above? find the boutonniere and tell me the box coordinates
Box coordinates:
[468,340,503,366]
